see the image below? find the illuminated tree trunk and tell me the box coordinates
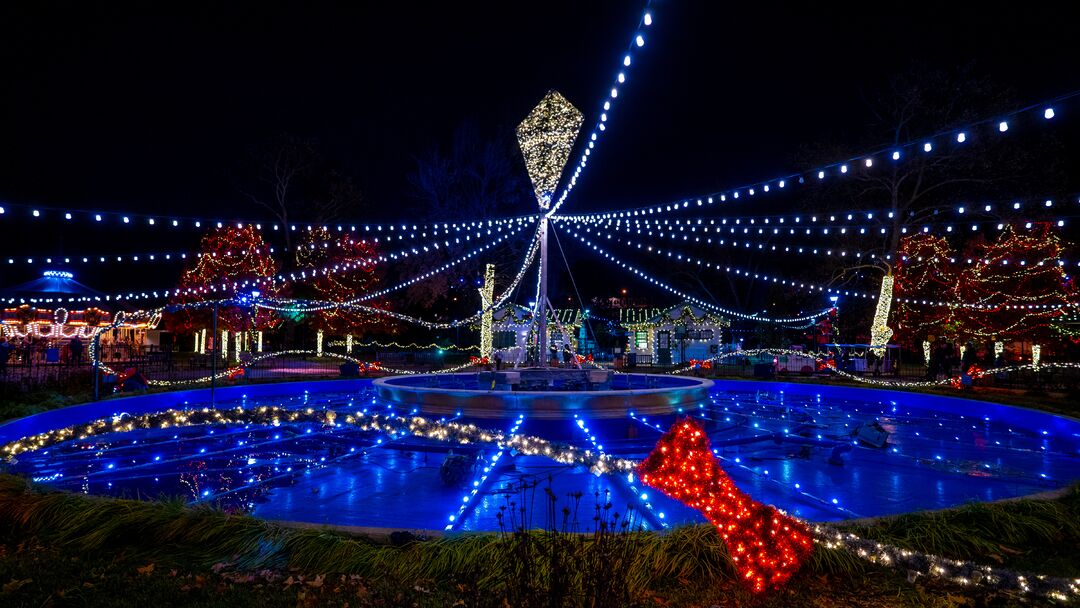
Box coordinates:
[869,274,894,357]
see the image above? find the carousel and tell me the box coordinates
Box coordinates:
[0,270,162,365]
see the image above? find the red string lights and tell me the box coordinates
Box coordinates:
[637,418,813,593]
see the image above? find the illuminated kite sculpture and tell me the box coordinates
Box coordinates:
[637,418,814,593]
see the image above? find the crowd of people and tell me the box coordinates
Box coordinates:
[0,335,85,373]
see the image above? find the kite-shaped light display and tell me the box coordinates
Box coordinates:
[637,418,814,593]
[516,90,584,209]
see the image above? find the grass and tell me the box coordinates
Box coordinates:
[1,474,1079,606]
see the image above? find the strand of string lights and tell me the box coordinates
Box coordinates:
[558,194,1080,224]
[262,220,536,311]
[546,1,655,217]
[0,201,534,235]
[551,89,1080,221]
[569,218,1080,270]
[558,213,1071,239]
[584,226,1079,311]
[565,222,878,299]
[253,224,542,329]
[556,224,834,322]
[2,221,534,306]
[3,219,531,273]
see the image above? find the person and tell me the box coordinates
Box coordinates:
[494,352,502,371]
[0,336,13,375]
[69,336,84,366]
[562,347,573,367]
[865,349,878,377]
[961,340,976,374]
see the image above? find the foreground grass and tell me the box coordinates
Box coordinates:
[1,474,1078,607]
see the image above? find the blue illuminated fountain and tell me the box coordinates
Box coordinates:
[3,378,1078,532]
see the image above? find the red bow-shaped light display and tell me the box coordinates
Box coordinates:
[637,418,814,593]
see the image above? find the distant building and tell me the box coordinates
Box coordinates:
[624,302,730,366]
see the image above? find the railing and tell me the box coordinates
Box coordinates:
[5,344,1079,397]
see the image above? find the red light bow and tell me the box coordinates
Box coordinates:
[637,418,813,593]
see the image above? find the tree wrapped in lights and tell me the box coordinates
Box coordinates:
[294,227,394,335]
[955,223,1078,345]
[638,418,813,593]
[892,234,962,345]
[166,226,282,334]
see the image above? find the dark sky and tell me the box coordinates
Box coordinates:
[2,1,1079,305]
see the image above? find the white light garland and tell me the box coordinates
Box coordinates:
[561,226,838,323]
[552,90,1080,219]
[547,2,655,216]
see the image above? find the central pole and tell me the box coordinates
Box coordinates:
[537,217,550,367]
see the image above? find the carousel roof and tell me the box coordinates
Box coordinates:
[5,270,108,305]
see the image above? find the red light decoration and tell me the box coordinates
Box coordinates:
[637,418,813,593]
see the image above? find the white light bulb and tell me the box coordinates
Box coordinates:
[998,121,1008,132]
[923,142,933,152]
[643,12,652,26]
[892,151,900,160]
[1044,107,1055,119]
[956,132,966,143]
[623,55,631,67]
[865,158,873,167]
[635,35,644,47]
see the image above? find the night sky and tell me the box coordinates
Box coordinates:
[3,1,1080,309]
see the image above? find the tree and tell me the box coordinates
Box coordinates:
[400,122,534,313]
[892,233,961,344]
[956,223,1078,346]
[790,66,1064,345]
[294,227,395,335]
[238,134,365,250]
[165,226,282,334]
[893,224,1079,350]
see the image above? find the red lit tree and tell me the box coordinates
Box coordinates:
[165,226,282,334]
[891,234,962,345]
[294,228,395,335]
[955,223,1078,345]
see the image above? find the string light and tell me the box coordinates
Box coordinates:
[445,414,525,530]
[547,2,656,216]
[551,88,1080,219]
[564,222,877,299]
[555,188,1080,225]
[254,223,542,329]
[561,226,834,323]
[0,201,535,235]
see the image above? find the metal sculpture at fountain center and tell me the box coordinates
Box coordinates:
[516,91,584,367]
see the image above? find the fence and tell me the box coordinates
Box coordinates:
[4,344,1079,398]
[0,346,475,397]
